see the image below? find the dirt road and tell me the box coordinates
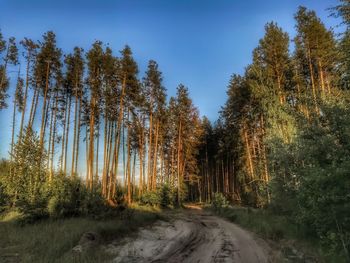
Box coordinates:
[107,206,271,263]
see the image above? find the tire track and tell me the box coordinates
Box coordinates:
[109,207,270,263]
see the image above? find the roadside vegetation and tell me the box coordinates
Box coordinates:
[209,193,347,262]
[0,205,160,263]
[0,0,350,262]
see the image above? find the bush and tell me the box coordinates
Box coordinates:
[160,184,171,207]
[140,185,177,208]
[211,192,228,212]
[0,181,8,210]
[47,176,86,218]
[140,191,161,206]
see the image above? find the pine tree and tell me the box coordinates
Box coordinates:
[107,46,139,200]
[19,38,38,140]
[34,31,62,166]
[64,47,85,177]
[86,41,104,190]
[294,6,338,111]
[143,60,166,190]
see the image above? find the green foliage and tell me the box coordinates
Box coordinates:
[8,127,48,209]
[140,190,161,206]
[159,184,171,207]
[0,206,160,263]
[211,192,229,212]
[139,184,175,207]
[47,176,86,218]
[269,99,350,260]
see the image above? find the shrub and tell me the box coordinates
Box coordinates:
[140,191,160,206]
[160,184,171,207]
[47,176,86,218]
[211,192,229,212]
[0,181,8,211]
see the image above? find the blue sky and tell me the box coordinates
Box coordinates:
[0,0,343,161]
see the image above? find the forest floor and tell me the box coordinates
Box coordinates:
[107,205,272,263]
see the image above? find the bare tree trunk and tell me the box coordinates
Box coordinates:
[307,46,318,112]
[19,57,30,140]
[64,96,71,175]
[47,101,54,174]
[102,116,109,197]
[75,98,81,175]
[108,75,126,200]
[122,118,126,188]
[138,124,144,197]
[152,120,159,189]
[244,126,254,180]
[177,120,182,204]
[147,111,153,190]
[71,96,78,177]
[39,62,51,157]
[171,145,175,188]
[61,95,68,171]
[88,97,95,190]
[10,93,17,177]
[132,150,136,201]
[50,96,58,180]
[126,116,131,204]
[95,121,100,184]
[318,60,326,97]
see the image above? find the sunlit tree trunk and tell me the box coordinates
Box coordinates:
[39,62,51,157]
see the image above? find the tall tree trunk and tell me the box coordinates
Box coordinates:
[122,118,126,188]
[19,57,30,140]
[243,126,254,180]
[47,102,53,173]
[126,116,132,204]
[50,96,58,181]
[132,150,136,201]
[88,97,95,190]
[75,98,81,175]
[39,62,51,157]
[102,108,108,196]
[147,111,153,190]
[108,74,126,200]
[102,116,109,197]
[71,96,78,177]
[28,87,39,128]
[318,60,326,97]
[95,121,100,183]
[152,120,159,189]
[61,94,68,171]
[85,125,89,185]
[171,145,175,188]
[138,124,144,197]
[307,46,318,112]
[64,96,71,175]
[177,120,182,205]
[10,92,17,177]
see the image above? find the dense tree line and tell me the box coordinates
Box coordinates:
[0,0,349,259]
[0,29,203,215]
[196,3,350,259]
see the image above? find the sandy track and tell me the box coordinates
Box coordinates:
[108,207,271,263]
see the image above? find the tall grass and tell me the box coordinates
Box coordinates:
[0,206,160,263]
[209,206,349,263]
[208,206,327,262]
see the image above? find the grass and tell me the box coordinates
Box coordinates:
[0,205,161,263]
[208,205,349,263]
[207,206,328,262]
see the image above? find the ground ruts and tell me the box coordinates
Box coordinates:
[107,206,271,263]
